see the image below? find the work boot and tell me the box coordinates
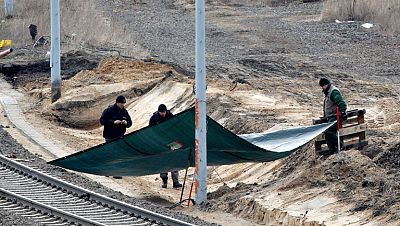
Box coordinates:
[173,182,182,188]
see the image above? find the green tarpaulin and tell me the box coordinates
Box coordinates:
[49,107,334,176]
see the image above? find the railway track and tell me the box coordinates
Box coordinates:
[0,154,195,226]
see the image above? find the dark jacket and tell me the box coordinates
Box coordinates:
[100,104,132,139]
[149,111,174,126]
[323,84,347,118]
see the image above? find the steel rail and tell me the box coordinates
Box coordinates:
[0,154,196,226]
[0,187,106,225]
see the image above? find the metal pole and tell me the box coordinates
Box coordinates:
[50,0,61,102]
[4,0,13,18]
[336,106,341,152]
[195,0,207,204]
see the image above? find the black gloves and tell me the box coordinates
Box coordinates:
[340,112,347,120]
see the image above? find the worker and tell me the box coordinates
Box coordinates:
[149,104,182,188]
[100,95,132,179]
[319,78,347,155]
[100,95,132,141]
[28,24,37,41]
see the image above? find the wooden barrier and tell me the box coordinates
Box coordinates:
[313,109,368,155]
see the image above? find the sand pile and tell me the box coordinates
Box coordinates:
[27,57,177,128]
[203,141,400,222]
[276,143,400,219]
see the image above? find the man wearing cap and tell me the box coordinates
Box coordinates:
[319,78,347,155]
[149,104,182,188]
[100,95,132,179]
[100,95,132,142]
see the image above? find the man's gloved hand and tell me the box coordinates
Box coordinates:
[340,112,347,120]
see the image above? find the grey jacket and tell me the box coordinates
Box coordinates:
[323,85,347,118]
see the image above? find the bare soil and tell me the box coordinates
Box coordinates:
[1,0,400,225]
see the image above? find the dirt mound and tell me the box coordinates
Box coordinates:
[201,168,327,225]
[276,144,400,220]
[7,50,400,224]
[201,182,257,212]
[28,57,177,128]
[66,57,173,85]
[275,143,318,180]
[374,143,400,171]
[203,142,400,223]
[0,50,100,79]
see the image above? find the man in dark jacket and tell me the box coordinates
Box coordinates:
[149,104,182,188]
[319,78,347,155]
[100,95,132,179]
[28,24,37,41]
[100,95,132,142]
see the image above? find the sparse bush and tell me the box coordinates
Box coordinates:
[322,0,400,34]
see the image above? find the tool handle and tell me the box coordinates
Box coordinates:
[336,107,341,130]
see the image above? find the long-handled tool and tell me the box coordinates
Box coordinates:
[187,173,195,207]
[169,148,195,209]
[336,106,341,152]
[179,148,193,204]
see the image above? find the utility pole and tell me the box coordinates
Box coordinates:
[4,0,13,18]
[195,0,207,204]
[50,0,61,102]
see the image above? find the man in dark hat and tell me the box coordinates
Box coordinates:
[100,95,132,142]
[149,104,173,126]
[149,104,182,188]
[319,78,347,155]
[100,95,132,178]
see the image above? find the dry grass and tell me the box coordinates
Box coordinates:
[178,0,321,7]
[0,0,147,56]
[322,0,400,34]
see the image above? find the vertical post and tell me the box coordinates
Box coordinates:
[195,0,207,204]
[50,0,61,102]
[4,0,13,18]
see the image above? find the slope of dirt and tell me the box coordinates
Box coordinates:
[6,53,400,225]
[201,144,400,225]
[4,51,400,225]
[374,143,400,171]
